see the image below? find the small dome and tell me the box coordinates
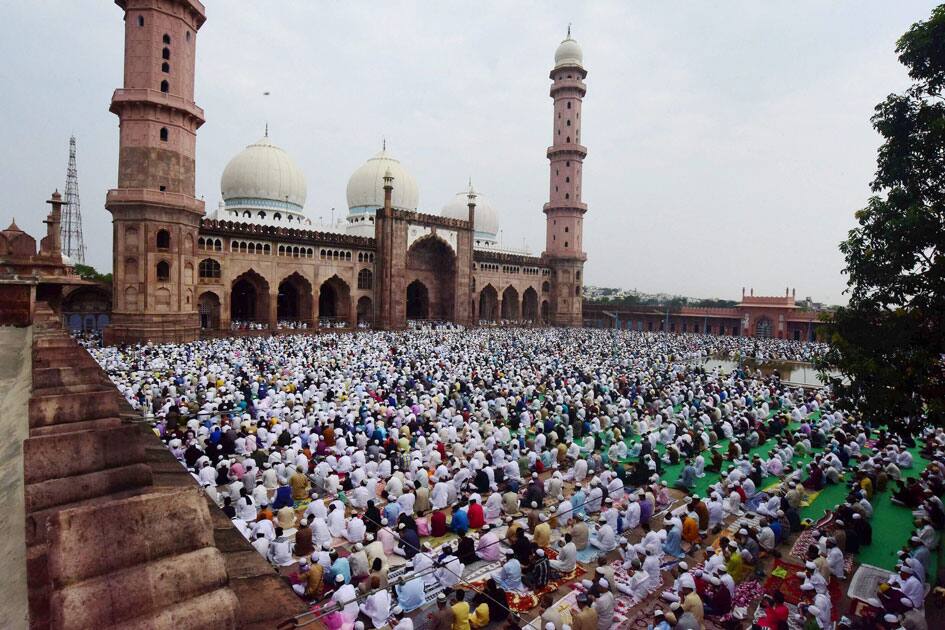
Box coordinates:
[221,136,306,207]
[61,253,75,267]
[554,36,583,69]
[441,182,499,242]
[346,148,419,213]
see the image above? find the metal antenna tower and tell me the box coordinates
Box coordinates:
[61,135,86,263]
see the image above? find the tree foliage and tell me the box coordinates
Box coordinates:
[74,264,112,284]
[821,5,945,429]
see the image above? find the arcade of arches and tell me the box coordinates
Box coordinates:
[477,283,548,323]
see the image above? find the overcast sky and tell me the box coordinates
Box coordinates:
[1,1,938,305]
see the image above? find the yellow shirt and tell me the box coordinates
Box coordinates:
[469,603,490,628]
[533,522,552,548]
[451,601,471,630]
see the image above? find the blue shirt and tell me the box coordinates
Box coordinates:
[395,576,425,612]
[571,489,587,518]
[330,557,351,584]
[383,502,401,525]
[450,509,469,534]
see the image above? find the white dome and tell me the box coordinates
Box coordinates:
[554,36,583,69]
[221,136,307,208]
[441,183,498,242]
[346,148,419,213]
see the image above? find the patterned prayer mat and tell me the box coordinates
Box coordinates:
[761,558,842,620]
[461,549,587,613]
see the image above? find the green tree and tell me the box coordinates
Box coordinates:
[74,263,113,284]
[821,5,945,429]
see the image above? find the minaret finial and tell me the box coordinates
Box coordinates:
[264,122,268,137]
[567,23,571,38]
[382,136,386,151]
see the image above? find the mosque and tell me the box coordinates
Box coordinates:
[102,0,588,344]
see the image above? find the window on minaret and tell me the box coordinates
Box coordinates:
[567,102,571,109]
[565,193,570,199]
[156,261,170,281]
[159,127,168,141]
[565,241,569,248]
[566,120,571,127]
[160,80,169,93]
[162,47,170,60]
[566,137,570,143]
[565,177,569,183]
[163,34,171,44]
[564,227,569,233]
[162,62,169,73]
[137,15,144,26]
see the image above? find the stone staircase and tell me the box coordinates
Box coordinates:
[23,306,307,629]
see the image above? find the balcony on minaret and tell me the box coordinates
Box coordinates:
[549,78,586,96]
[547,142,587,158]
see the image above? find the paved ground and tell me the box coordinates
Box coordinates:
[0,326,31,629]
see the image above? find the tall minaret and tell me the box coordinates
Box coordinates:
[544,27,587,326]
[105,0,207,344]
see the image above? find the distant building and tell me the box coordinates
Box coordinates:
[583,287,830,341]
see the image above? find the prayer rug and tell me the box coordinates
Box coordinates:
[847,563,892,604]
[566,558,664,628]
[462,549,586,613]
[420,532,458,549]
[575,545,605,564]
[761,558,842,620]
[749,601,802,630]
[799,489,822,508]
[785,515,854,576]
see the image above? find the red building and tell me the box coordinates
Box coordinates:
[583,288,829,341]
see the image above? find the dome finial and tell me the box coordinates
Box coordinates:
[382,136,386,152]
[567,22,571,38]
[264,122,268,138]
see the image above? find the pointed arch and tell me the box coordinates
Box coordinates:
[198,291,221,330]
[522,287,539,322]
[318,274,350,322]
[479,284,498,322]
[406,233,456,321]
[231,269,270,323]
[501,286,520,320]
[357,296,374,327]
[278,272,313,323]
[406,280,429,320]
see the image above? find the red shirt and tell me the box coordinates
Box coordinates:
[759,604,789,628]
[431,510,448,537]
[467,503,485,529]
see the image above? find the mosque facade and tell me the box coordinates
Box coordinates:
[103,0,587,344]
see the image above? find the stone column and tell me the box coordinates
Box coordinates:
[267,291,278,331]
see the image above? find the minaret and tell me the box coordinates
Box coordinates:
[544,27,587,326]
[105,0,207,344]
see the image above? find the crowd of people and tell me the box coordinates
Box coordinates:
[85,328,939,629]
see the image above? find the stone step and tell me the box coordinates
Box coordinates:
[29,416,124,437]
[24,425,146,485]
[25,488,148,548]
[50,547,230,629]
[25,462,152,513]
[46,488,215,587]
[28,389,123,428]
